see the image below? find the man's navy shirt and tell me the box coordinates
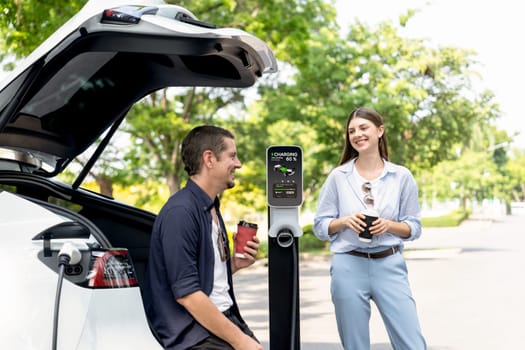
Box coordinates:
[143,179,242,349]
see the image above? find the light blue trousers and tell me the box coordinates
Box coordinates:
[330,251,426,350]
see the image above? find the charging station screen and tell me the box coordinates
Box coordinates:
[266,145,303,207]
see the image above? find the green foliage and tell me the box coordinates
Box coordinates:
[0,0,87,68]
[258,18,501,210]
[169,0,337,63]
[2,0,523,223]
[101,0,335,198]
[419,149,506,212]
[506,149,525,201]
[257,239,268,260]
[299,224,327,252]
[421,210,468,228]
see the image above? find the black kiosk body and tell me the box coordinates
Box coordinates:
[266,145,303,350]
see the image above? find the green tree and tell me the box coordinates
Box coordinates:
[3,1,520,219]
[0,0,336,204]
[119,0,337,202]
[0,0,86,69]
[507,149,525,202]
[419,150,503,213]
[256,16,501,208]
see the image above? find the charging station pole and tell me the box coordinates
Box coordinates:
[266,145,303,350]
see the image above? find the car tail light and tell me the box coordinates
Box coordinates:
[86,248,138,288]
[102,9,141,24]
[101,6,158,24]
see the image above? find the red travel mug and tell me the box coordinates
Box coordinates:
[235,221,258,258]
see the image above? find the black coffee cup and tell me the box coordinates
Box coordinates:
[359,208,378,243]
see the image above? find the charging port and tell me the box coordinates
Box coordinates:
[65,264,83,276]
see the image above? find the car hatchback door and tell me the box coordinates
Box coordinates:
[0,0,277,176]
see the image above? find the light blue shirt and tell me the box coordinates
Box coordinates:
[313,159,422,253]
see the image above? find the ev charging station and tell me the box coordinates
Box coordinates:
[266,145,303,350]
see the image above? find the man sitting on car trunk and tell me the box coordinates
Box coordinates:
[143,125,262,350]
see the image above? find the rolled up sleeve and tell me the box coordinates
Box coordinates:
[314,173,340,241]
[398,173,422,241]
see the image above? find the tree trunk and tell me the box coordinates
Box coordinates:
[167,173,180,195]
[96,174,114,198]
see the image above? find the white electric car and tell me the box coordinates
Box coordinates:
[0,0,277,348]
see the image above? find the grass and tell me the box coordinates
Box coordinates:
[421,210,468,228]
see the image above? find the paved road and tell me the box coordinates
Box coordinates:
[233,213,525,349]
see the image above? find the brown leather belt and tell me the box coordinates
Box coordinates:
[347,245,400,259]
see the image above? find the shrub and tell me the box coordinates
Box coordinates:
[257,239,268,259]
[422,210,469,227]
[299,224,328,252]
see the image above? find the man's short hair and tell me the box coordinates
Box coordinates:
[181,125,234,176]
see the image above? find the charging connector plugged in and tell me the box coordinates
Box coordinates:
[58,242,81,266]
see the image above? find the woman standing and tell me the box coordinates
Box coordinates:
[313,107,426,349]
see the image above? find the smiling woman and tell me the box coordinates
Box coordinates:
[314,107,426,349]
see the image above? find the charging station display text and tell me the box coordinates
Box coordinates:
[266,146,303,207]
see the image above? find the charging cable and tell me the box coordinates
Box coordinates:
[52,242,81,350]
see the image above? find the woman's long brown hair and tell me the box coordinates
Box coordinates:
[338,107,390,165]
